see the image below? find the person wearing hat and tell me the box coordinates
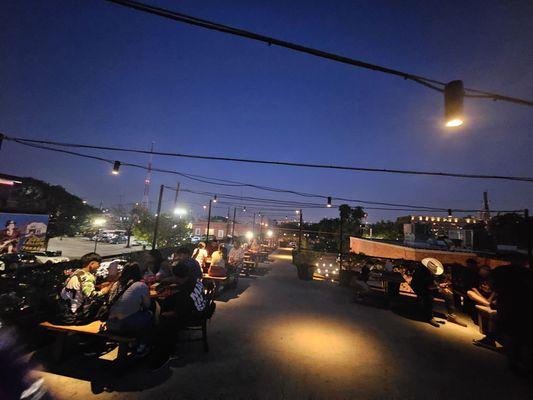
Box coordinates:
[410,258,466,328]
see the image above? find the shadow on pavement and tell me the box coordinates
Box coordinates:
[32,344,174,394]
[216,281,251,303]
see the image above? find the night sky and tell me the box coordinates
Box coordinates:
[1,0,532,223]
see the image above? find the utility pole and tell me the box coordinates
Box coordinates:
[226,207,231,238]
[152,184,164,249]
[173,182,180,208]
[231,207,237,238]
[298,209,303,251]
[259,213,264,242]
[206,199,213,242]
[252,212,256,239]
[339,211,345,270]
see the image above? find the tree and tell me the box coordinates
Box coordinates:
[488,213,531,249]
[132,208,191,248]
[0,174,100,238]
[366,220,403,240]
[289,205,366,253]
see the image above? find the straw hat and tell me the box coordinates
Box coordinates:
[421,258,444,276]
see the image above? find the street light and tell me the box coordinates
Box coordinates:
[173,207,187,217]
[245,231,254,240]
[267,230,273,238]
[93,218,106,253]
[444,80,464,127]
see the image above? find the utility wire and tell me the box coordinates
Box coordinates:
[5,135,533,184]
[4,137,523,214]
[105,0,533,106]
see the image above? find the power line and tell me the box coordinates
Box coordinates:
[105,0,533,106]
[3,136,524,214]
[4,135,533,184]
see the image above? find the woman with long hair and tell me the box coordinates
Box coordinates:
[107,262,153,354]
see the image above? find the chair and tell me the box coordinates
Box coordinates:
[182,281,217,352]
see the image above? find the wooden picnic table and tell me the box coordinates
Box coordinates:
[39,320,135,363]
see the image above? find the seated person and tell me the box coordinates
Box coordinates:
[192,242,209,270]
[208,244,227,277]
[168,246,202,282]
[106,262,152,353]
[467,266,495,307]
[467,266,498,349]
[228,241,243,266]
[150,262,208,369]
[58,252,108,324]
[156,261,174,282]
[409,258,466,328]
[352,264,371,301]
[142,249,166,281]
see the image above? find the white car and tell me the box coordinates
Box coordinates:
[33,252,70,264]
[96,259,127,279]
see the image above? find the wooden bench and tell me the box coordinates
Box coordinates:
[39,321,135,364]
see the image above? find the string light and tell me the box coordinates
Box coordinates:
[112,160,121,175]
[444,80,464,127]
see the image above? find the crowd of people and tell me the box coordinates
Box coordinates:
[351,254,533,375]
[52,238,258,369]
[52,244,205,367]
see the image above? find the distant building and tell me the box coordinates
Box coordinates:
[191,220,251,239]
[397,214,489,250]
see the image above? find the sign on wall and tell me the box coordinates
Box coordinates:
[0,213,49,254]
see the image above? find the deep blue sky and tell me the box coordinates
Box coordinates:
[1,0,532,223]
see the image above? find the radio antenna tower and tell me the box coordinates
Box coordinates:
[141,142,154,210]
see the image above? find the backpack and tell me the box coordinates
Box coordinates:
[56,271,102,325]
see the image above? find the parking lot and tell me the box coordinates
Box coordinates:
[47,237,151,259]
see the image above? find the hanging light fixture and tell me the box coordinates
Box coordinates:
[213,195,218,203]
[112,161,121,175]
[444,80,464,127]
[447,209,453,218]
[327,196,332,208]
[243,206,247,212]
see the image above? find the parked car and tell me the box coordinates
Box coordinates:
[0,253,39,272]
[130,238,148,247]
[96,259,127,280]
[108,235,127,245]
[190,236,202,244]
[32,251,70,264]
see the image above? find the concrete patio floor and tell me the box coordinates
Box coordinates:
[36,249,532,399]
